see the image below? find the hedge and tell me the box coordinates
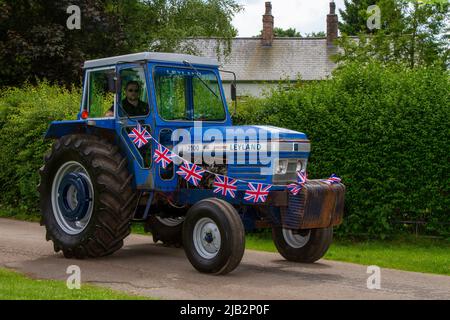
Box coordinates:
[235,62,450,238]
[0,83,80,213]
[0,62,448,239]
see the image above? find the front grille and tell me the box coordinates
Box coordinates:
[227,164,271,185]
[273,159,307,185]
[282,180,346,229]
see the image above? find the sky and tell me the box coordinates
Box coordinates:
[232,0,346,37]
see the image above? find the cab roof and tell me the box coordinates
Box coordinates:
[83,52,220,69]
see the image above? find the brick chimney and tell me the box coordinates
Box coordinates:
[262,2,274,47]
[327,1,338,45]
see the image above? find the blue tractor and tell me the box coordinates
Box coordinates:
[39,52,345,275]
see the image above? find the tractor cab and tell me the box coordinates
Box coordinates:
[77,52,234,191]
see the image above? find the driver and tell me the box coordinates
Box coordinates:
[105,81,148,117]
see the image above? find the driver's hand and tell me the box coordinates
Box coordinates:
[105,110,114,117]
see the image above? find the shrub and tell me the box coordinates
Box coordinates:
[234,62,450,238]
[0,63,448,239]
[0,82,80,214]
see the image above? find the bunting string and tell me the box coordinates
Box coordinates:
[128,124,341,203]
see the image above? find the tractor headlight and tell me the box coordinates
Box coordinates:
[275,159,288,175]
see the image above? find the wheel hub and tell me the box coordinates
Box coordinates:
[282,228,311,249]
[204,231,213,243]
[57,172,92,222]
[51,161,94,235]
[193,218,221,259]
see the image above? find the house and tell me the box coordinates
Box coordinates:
[187,1,340,98]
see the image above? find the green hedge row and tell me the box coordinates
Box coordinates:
[0,63,448,238]
[0,83,80,213]
[235,62,450,238]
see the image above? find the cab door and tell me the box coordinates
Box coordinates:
[114,63,155,189]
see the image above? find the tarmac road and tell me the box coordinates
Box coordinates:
[0,218,449,300]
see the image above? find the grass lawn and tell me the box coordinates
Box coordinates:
[0,207,41,223]
[133,223,450,276]
[245,232,450,276]
[0,268,148,300]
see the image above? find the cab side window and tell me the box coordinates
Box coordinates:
[118,67,149,118]
[85,68,115,118]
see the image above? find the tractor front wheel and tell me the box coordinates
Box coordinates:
[272,227,333,263]
[182,198,245,275]
[38,134,136,258]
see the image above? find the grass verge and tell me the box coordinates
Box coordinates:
[0,268,148,300]
[245,232,450,276]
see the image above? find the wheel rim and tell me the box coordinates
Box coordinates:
[156,216,184,227]
[193,217,221,259]
[282,228,311,249]
[51,161,94,235]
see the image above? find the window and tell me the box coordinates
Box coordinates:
[154,67,226,121]
[193,73,225,121]
[118,67,151,167]
[155,70,188,120]
[118,67,149,118]
[86,68,115,118]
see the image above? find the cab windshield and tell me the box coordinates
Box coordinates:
[154,66,226,121]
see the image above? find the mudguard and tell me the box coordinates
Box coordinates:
[44,119,115,139]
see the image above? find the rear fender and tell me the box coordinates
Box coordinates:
[44,119,115,139]
[43,119,143,190]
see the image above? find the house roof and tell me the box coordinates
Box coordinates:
[83,52,219,69]
[187,38,338,82]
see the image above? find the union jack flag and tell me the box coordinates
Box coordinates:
[297,170,308,184]
[176,162,205,186]
[287,183,303,196]
[213,175,238,198]
[287,170,308,195]
[244,182,272,203]
[128,123,152,148]
[324,173,341,185]
[153,144,174,169]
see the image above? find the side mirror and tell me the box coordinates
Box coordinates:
[107,73,116,93]
[231,83,237,102]
[219,69,238,117]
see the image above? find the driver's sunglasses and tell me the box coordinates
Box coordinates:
[127,89,139,93]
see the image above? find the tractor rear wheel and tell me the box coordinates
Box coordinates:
[182,198,245,275]
[272,227,333,263]
[145,215,184,247]
[38,134,136,258]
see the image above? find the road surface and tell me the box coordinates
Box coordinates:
[0,218,449,299]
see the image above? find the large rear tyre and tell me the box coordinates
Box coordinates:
[272,227,333,263]
[145,215,184,247]
[38,134,136,258]
[182,198,245,275]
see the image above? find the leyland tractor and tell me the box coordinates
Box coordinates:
[39,52,345,275]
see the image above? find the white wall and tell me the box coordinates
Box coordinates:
[222,82,280,100]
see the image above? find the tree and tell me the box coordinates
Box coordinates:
[0,0,242,87]
[255,28,325,38]
[0,0,127,87]
[273,27,301,37]
[106,0,241,53]
[255,27,301,37]
[335,0,449,68]
[339,0,380,35]
[305,31,326,38]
